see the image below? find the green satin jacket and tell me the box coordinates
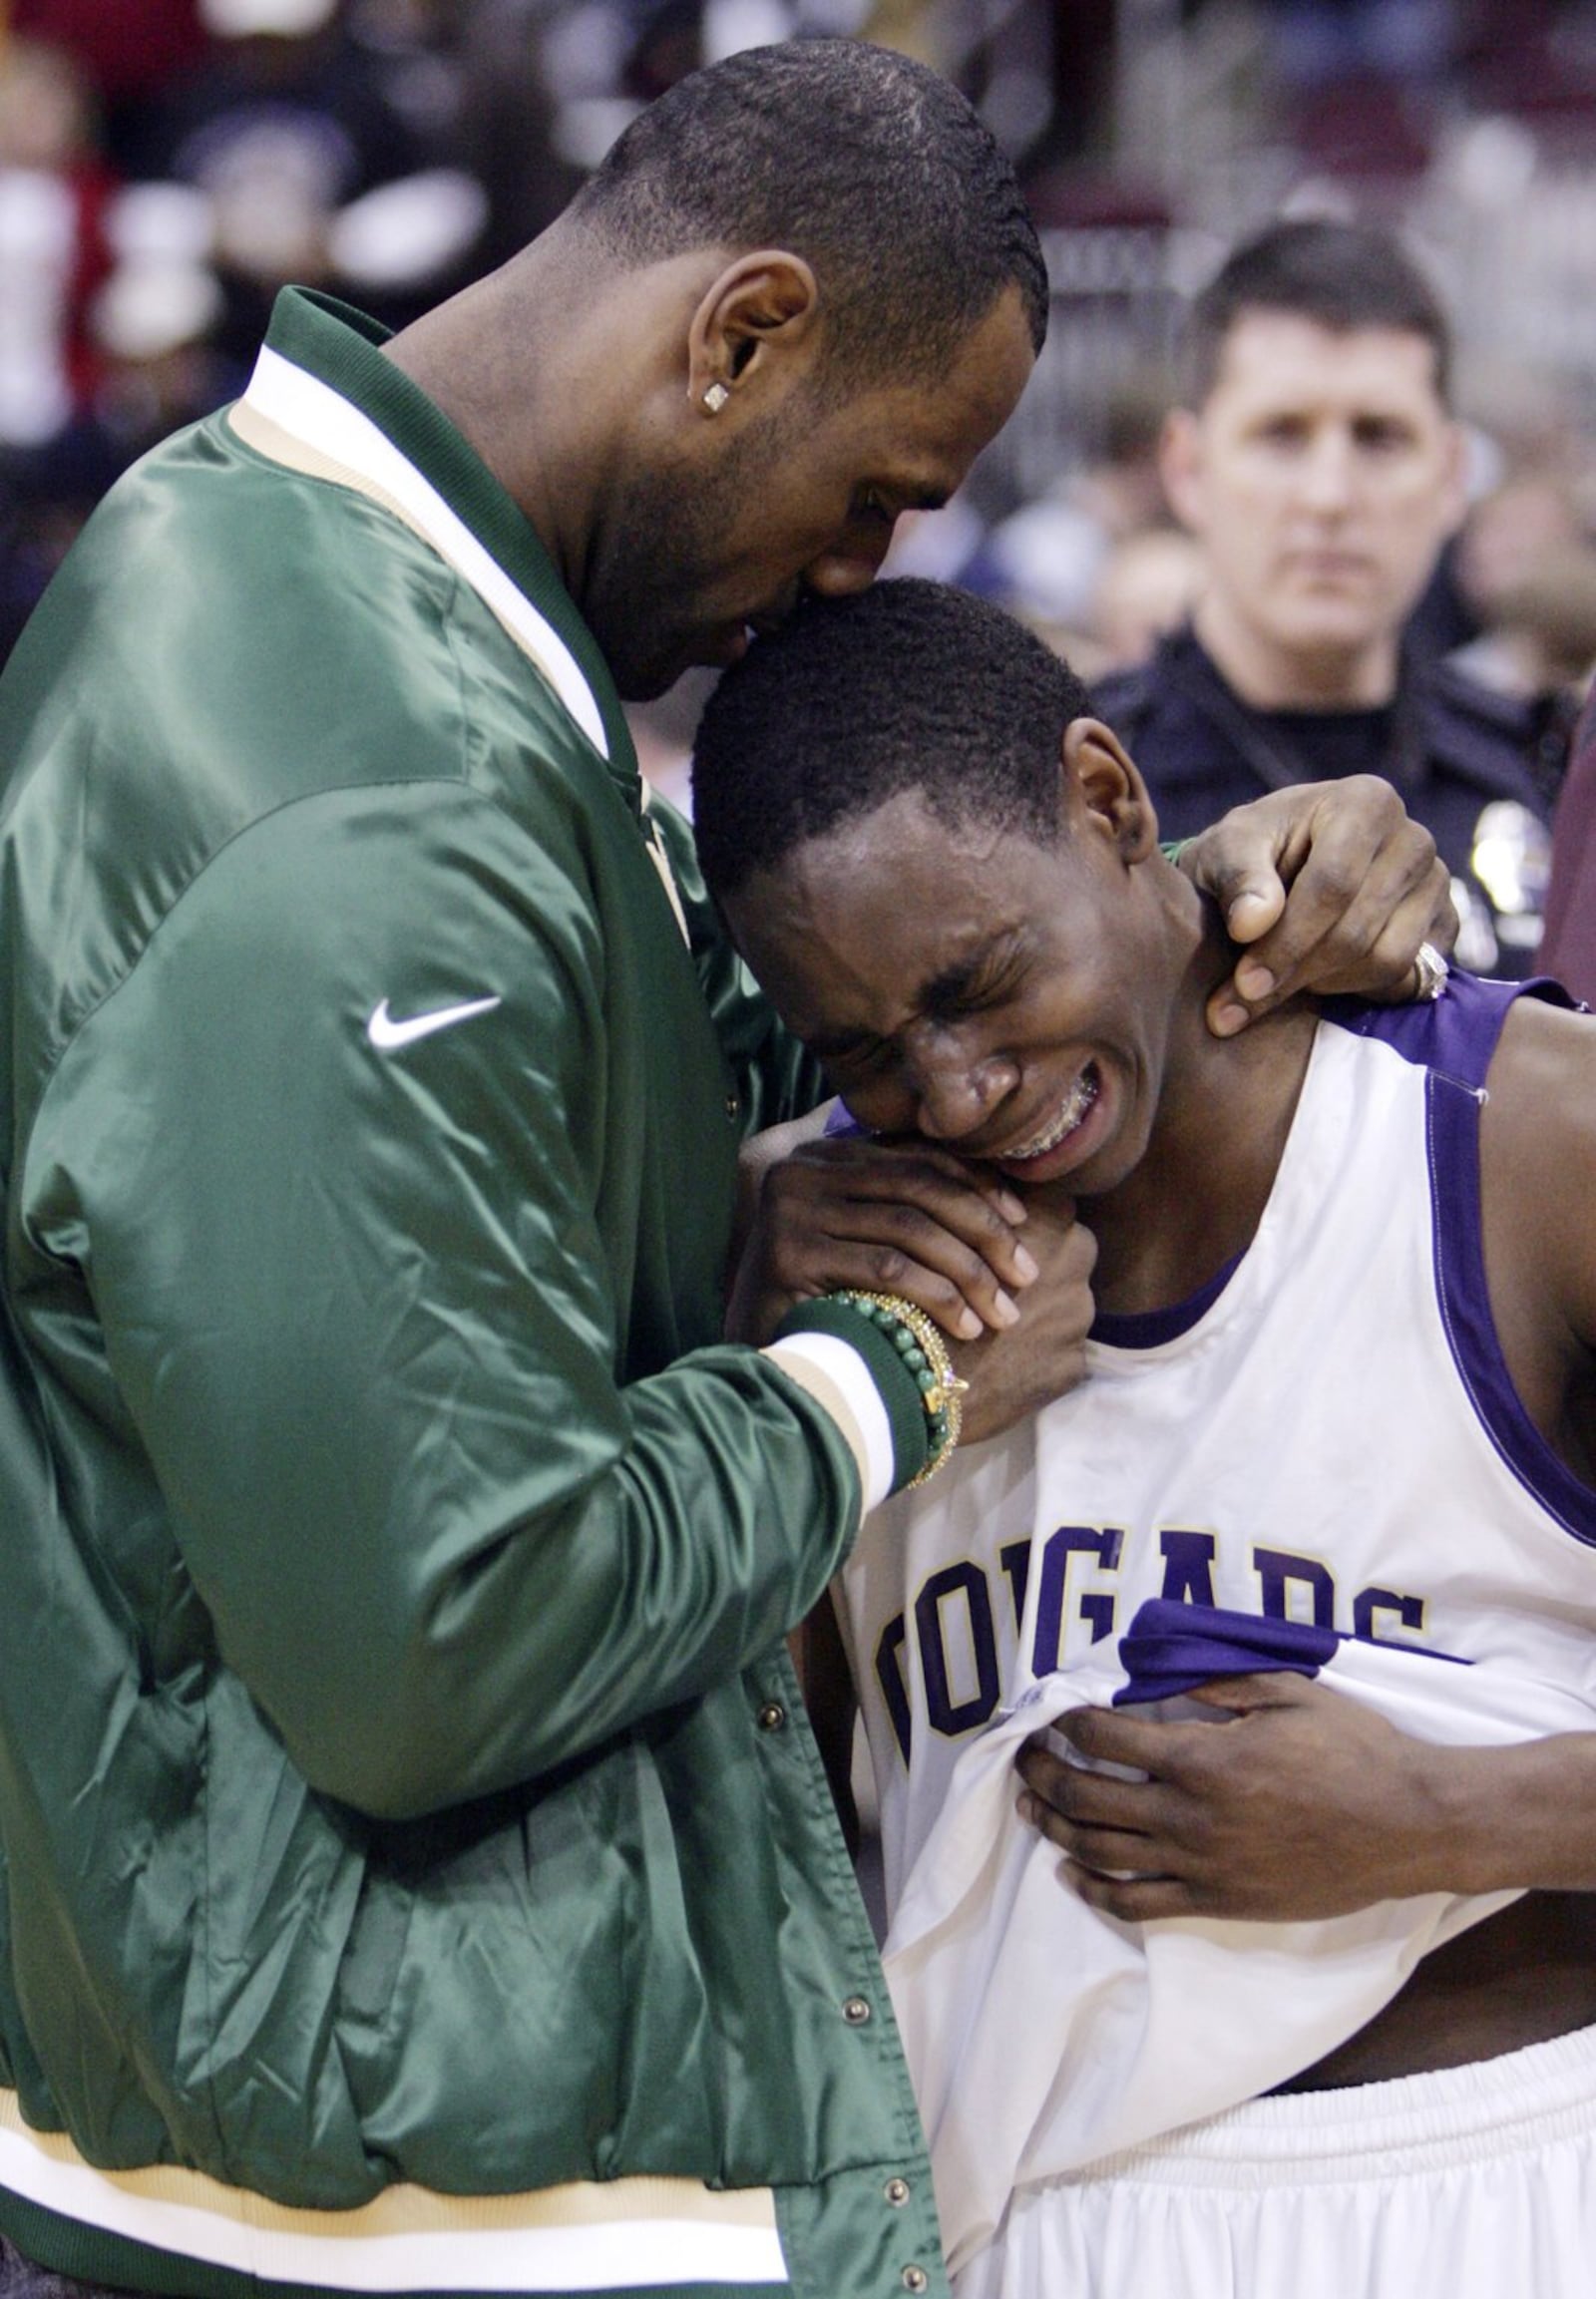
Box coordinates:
[0,290,948,2299]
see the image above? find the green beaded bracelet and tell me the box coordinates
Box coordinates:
[832,1291,969,1487]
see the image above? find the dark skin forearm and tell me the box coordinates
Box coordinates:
[1014,1675,1596,1925]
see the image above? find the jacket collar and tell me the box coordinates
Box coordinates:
[240,288,638,780]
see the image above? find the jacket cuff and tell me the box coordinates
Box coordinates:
[768,1299,934,1502]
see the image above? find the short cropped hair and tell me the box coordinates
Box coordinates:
[691,577,1092,901]
[1176,218,1452,407]
[571,39,1048,384]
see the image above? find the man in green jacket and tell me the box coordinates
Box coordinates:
[0,36,1451,2299]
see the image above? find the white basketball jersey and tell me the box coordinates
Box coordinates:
[831,976,1596,2273]
[837,975,1596,1910]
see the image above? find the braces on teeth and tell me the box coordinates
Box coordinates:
[1008,1066,1097,1160]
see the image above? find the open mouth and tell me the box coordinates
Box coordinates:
[998,1063,1100,1164]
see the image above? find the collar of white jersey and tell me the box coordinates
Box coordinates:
[235,288,619,766]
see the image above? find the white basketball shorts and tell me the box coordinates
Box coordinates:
[956,2021,1596,2299]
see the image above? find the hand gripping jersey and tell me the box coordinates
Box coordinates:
[832,973,1596,2276]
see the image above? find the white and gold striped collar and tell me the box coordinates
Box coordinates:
[230,344,609,761]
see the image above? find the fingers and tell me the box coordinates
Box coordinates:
[1345,856,1455,1001]
[1189,780,1447,1035]
[1224,834,1447,1018]
[1014,1725,1223,1923]
[810,1136,1031,1228]
[1013,1761,1199,1922]
[795,1234,1008,1341]
[1016,1795,1160,1879]
[1012,1686,1409,1922]
[1175,800,1295,953]
[797,1140,1038,1280]
[1013,1726,1159,1822]
[1068,1869,1196,1923]
[949,1213,1098,1442]
[800,1168,1038,1336]
[1012,1702,1234,1826]
[1052,1701,1187,1772]
[1422,871,1460,961]
[744,1139,1045,1341]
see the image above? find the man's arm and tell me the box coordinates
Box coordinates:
[33,791,899,1824]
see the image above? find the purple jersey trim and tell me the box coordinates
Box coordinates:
[1112,1597,1467,1705]
[1114,1599,1338,1704]
[1318,970,1574,1087]
[1328,973,1596,1547]
[1427,1064,1596,1545]
[1091,1253,1243,1349]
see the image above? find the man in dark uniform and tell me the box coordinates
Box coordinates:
[1095,218,1563,976]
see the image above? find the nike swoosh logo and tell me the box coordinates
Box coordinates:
[367,994,502,1050]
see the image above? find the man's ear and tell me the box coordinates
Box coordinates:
[1157,406,1205,536]
[1062,717,1160,863]
[687,250,821,413]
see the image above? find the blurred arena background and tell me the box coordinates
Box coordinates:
[3,0,1596,776]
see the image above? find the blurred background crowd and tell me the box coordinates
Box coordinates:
[5,0,1596,796]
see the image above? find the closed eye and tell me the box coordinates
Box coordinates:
[815,1033,896,1078]
[809,944,1029,1072]
[927,948,1027,1021]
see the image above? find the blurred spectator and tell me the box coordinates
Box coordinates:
[0,32,122,661]
[0,181,238,666]
[0,35,116,448]
[626,664,718,818]
[12,0,206,178]
[982,375,1174,629]
[1462,465,1587,606]
[452,0,587,270]
[1540,691,1596,1002]
[1087,524,1202,677]
[1442,462,1596,794]
[1094,216,1561,977]
[1259,0,1450,181]
[1405,352,1596,664]
[87,190,240,463]
[1004,525,1202,690]
[1264,0,1451,91]
[134,0,486,357]
[881,491,992,585]
[1453,542,1596,702]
